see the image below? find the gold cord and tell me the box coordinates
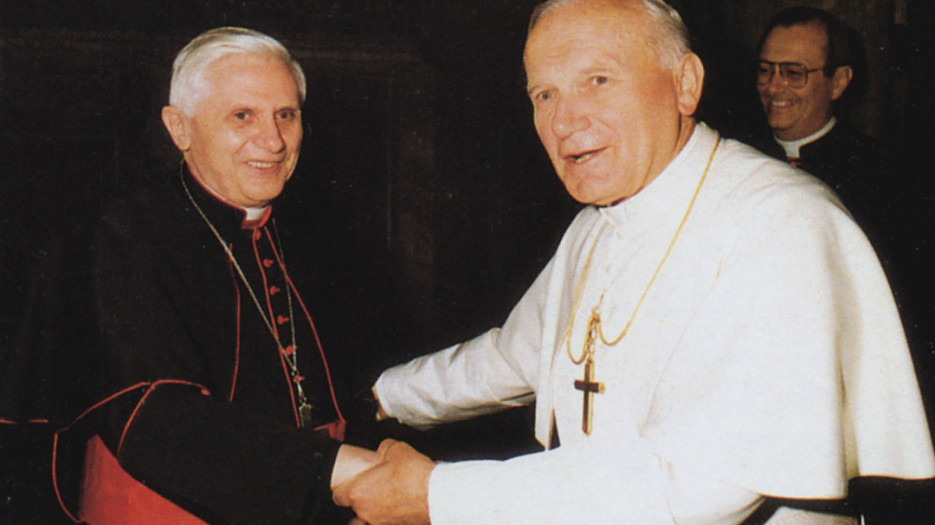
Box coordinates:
[565,134,720,365]
[179,167,312,421]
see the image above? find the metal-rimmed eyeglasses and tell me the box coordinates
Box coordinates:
[756,60,827,89]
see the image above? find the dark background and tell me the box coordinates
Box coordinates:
[2,0,934,523]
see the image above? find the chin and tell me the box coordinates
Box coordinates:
[561,181,589,204]
[568,189,609,206]
[767,117,794,133]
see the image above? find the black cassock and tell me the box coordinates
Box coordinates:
[1,168,374,523]
[745,120,899,254]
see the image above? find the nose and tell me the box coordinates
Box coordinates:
[763,67,787,94]
[550,94,590,139]
[255,115,287,152]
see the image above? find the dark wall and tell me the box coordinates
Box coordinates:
[0,0,564,354]
[5,0,932,343]
[1,0,934,521]
[4,0,930,346]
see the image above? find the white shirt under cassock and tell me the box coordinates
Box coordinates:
[375,124,935,524]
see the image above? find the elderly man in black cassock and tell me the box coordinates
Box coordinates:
[1,27,377,524]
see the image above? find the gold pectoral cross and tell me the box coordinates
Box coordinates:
[574,356,604,435]
[573,312,605,435]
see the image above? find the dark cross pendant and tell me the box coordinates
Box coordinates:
[298,402,313,429]
[294,378,313,428]
[574,355,605,435]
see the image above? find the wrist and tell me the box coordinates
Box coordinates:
[372,386,390,421]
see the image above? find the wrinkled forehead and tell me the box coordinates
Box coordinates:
[524,3,652,86]
[204,53,299,96]
[184,53,301,119]
[525,1,644,61]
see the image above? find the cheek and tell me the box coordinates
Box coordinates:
[533,119,557,154]
[198,137,232,168]
[285,139,302,157]
[806,86,829,109]
[286,126,304,150]
[209,131,249,161]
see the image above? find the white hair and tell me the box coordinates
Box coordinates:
[168,27,306,115]
[528,0,692,70]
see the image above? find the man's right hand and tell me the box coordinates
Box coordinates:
[333,439,434,525]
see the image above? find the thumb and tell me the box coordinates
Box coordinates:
[376,438,401,458]
[333,478,353,507]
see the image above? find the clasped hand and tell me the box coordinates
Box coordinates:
[333,439,435,525]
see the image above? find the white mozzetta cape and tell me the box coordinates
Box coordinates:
[376,124,935,524]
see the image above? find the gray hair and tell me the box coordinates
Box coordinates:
[528,0,691,70]
[168,27,307,115]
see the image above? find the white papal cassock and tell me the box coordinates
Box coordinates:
[375,124,935,524]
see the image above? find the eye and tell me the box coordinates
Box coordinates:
[233,110,252,121]
[532,89,554,103]
[276,109,300,121]
[785,70,805,83]
[591,75,609,86]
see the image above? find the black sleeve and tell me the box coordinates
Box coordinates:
[1,229,102,522]
[85,209,345,524]
[98,383,342,524]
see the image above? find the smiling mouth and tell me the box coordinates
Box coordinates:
[248,160,280,169]
[568,149,603,164]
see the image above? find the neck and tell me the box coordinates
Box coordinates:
[606,118,697,207]
[673,118,697,158]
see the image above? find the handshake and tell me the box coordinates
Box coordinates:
[330,435,435,525]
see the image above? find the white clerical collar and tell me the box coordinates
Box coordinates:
[600,122,715,233]
[774,117,836,158]
[243,206,268,220]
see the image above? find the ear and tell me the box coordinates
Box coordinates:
[830,65,853,101]
[161,106,192,151]
[674,53,705,117]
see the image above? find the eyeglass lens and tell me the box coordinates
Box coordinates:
[756,62,810,88]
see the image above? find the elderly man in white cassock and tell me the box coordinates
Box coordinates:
[331,0,935,524]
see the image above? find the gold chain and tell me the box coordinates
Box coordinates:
[179,167,311,417]
[565,134,720,365]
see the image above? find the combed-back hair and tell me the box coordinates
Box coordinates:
[757,7,858,75]
[169,27,306,115]
[527,0,692,70]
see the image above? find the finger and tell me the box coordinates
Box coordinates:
[376,438,400,456]
[332,475,359,507]
[382,440,422,462]
[333,460,390,507]
[333,482,350,507]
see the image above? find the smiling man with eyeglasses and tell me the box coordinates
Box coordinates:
[756,7,855,148]
[751,7,900,270]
